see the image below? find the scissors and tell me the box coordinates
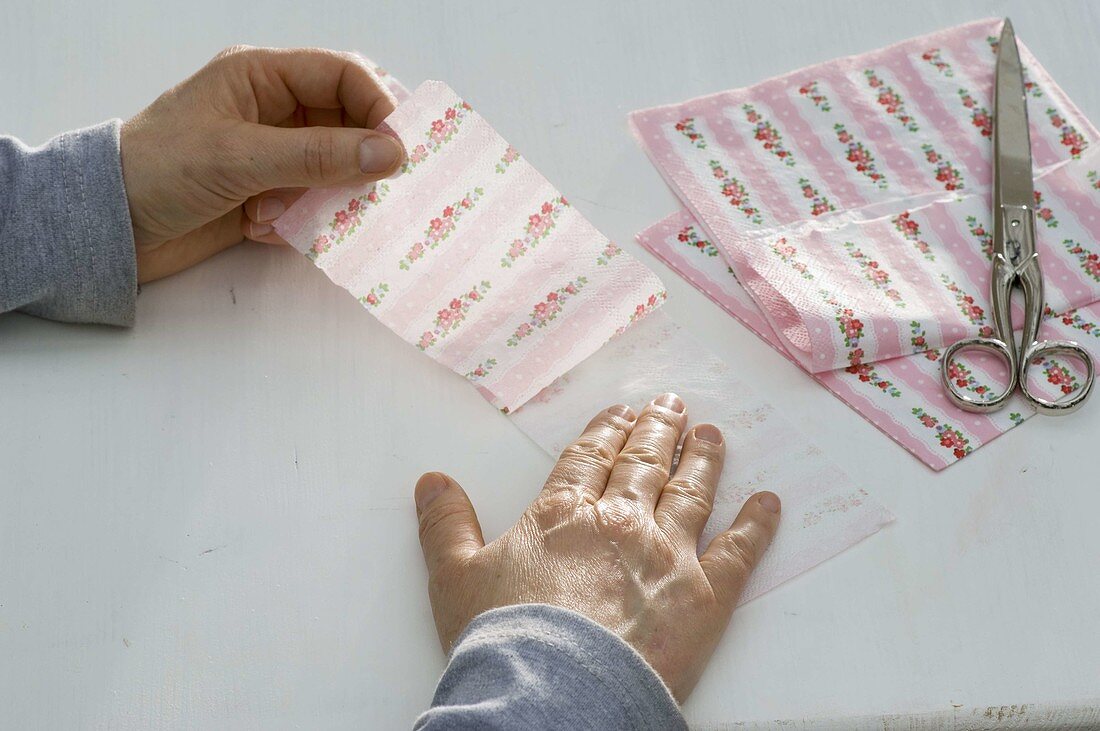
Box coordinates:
[940,19,1095,415]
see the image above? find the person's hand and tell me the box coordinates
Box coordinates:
[413,392,781,702]
[120,46,406,283]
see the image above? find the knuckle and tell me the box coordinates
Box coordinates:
[614,446,667,474]
[559,436,617,471]
[214,44,254,62]
[301,130,336,182]
[642,406,682,430]
[663,475,713,512]
[593,499,647,540]
[717,529,760,574]
[417,501,468,544]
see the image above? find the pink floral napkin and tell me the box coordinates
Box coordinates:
[273,75,895,597]
[275,81,667,413]
[630,18,1100,469]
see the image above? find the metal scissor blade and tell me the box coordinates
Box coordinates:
[994,18,1035,213]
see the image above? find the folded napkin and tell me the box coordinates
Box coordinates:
[631,18,1100,469]
[274,78,893,599]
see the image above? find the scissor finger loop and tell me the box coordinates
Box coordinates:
[1019,340,1096,415]
[940,336,1018,414]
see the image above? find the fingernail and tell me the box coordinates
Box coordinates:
[256,197,286,222]
[607,404,635,420]
[694,423,723,445]
[653,392,685,414]
[359,135,403,174]
[757,492,781,514]
[415,472,449,513]
[249,222,273,238]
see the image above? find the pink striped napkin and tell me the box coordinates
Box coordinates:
[276,81,666,413]
[630,18,1100,469]
[273,77,895,597]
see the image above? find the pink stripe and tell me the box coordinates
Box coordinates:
[380,168,551,334]
[324,121,506,285]
[760,92,869,209]
[884,53,990,188]
[1038,169,1100,305]
[701,104,802,223]
[487,266,661,407]
[275,187,349,246]
[819,67,930,195]
[431,213,594,366]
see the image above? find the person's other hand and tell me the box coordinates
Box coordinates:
[413,392,782,702]
[120,46,405,283]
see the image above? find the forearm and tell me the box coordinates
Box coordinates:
[415,604,686,731]
[0,120,137,325]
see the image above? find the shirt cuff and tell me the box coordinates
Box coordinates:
[416,603,686,731]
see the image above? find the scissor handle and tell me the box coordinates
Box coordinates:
[1019,340,1095,415]
[940,336,1018,413]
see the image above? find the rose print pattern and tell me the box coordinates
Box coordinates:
[943,354,997,400]
[615,292,667,337]
[507,277,589,347]
[834,123,887,188]
[596,241,622,266]
[941,274,994,337]
[1040,360,1080,396]
[1089,170,1100,190]
[799,177,836,216]
[843,241,904,306]
[910,321,939,359]
[921,144,964,191]
[985,36,1042,97]
[501,197,570,267]
[1033,190,1058,228]
[958,89,992,138]
[742,103,795,166]
[803,489,871,528]
[865,69,919,132]
[417,281,491,351]
[465,358,497,381]
[893,211,935,261]
[401,188,485,270]
[912,407,972,459]
[308,184,391,260]
[358,283,389,308]
[1046,108,1088,158]
[674,118,706,149]
[771,237,813,280]
[495,145,520,174]
[921,48,954,77]
[403,100,474,174]
[709,161,764,224]
[798,81,831,111]
[1046,306,1100,338]
[827,296,901,397]
[1063,238,1100,281]
[678,225,720,257]
[966,215,994,260]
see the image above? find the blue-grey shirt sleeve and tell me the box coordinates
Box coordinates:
[0,120,137,326]
[415,604,686,731]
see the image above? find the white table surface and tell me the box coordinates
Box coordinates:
[3,1,1100,728]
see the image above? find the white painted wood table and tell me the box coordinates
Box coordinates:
[3,1,1099,728]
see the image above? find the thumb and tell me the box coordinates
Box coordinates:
[415,472,485,572]
[230,124,405,193]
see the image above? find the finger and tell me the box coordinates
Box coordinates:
[415,472,485,574]
[228,123,405,193]
[540,404,637,503]
[137,211,244,284]
[241,218,289,246]
[243,187,307,223]
[601,392,687,509]
[223,47,397,127]
[654,424,725,539]
[699,492,781,610]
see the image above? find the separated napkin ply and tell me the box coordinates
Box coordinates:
[632,18,1100,470]
[274,78,893,602]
